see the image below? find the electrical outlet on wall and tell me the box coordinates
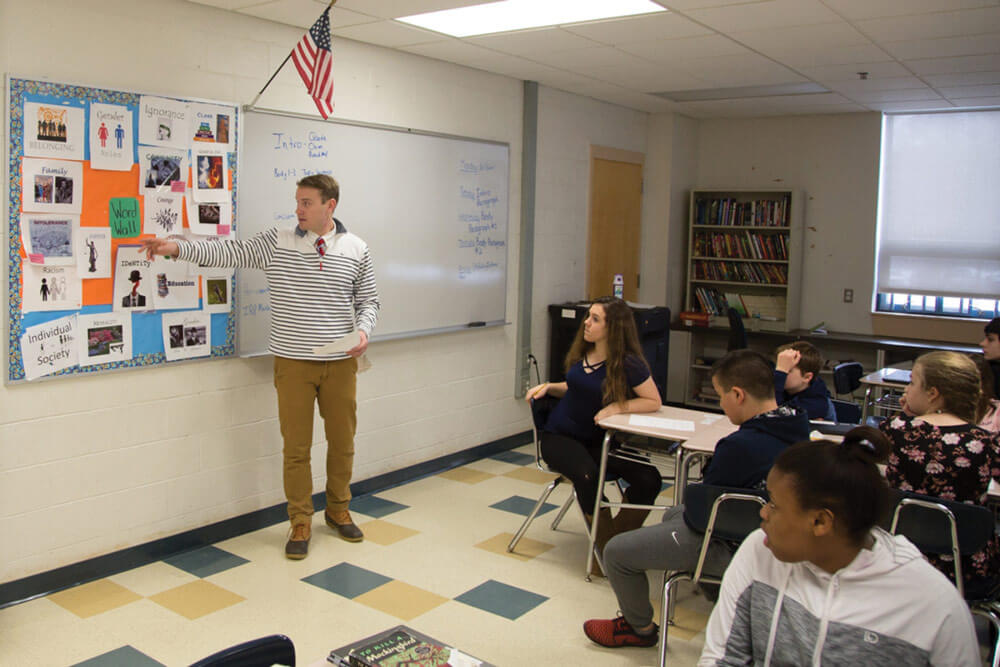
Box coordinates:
[843,288,854,303]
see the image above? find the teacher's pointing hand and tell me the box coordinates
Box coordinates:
[140,238,180,260]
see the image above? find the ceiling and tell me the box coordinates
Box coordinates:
[189,0,1000,118]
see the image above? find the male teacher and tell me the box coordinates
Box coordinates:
[141,174,379,559]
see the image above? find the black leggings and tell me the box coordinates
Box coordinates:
[539,431,662,515]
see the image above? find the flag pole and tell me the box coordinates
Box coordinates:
[246,0,338,110]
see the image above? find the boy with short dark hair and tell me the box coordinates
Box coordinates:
[774,341,836,421]
[582,349,811,649]
[981,317,1000,397]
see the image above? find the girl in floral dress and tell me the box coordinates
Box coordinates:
[880,350,1000,591]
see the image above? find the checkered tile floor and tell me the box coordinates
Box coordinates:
[0,444,711,666]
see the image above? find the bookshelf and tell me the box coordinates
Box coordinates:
[685,189,803,333]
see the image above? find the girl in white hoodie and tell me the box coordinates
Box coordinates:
[700,426,980,667]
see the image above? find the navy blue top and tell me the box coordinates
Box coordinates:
[774,371,836,421]
[545,354,650,448]
[702,405,811,489]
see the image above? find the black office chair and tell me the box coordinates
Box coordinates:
[190,634,295,667]
[726,307,747,351]
[832,361,864,397]
[507,396,625,553]
[658,484,767,666]
[889,491,1000,666]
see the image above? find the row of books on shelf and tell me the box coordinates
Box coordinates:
[693,260,788,284]
[693,230,788,261]
[691,287,786,319]
[694,196,790,227]
[696,379,720,405]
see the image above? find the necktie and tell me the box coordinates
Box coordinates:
[315,237,326,270]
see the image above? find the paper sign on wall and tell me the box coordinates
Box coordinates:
[76,228,112,278]
[21,263,82,313]
[192,150,229,203]
[152,255,199,310]
[89,103,133,171]
[21,157,83,214]
[201,273,232,313]
[187,198,232,236]
[189,103,234,150]
[144,193,184,236]
[109,197,141,238]
[113,246,154,312]
[138,146,187,196]
[77,313,132,367]
[21,214,76,265]
[23,102,85,161]
[162,311,211,361]
[138,96,189,149]
[20,314,79,380]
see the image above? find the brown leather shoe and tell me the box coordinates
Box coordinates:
[285,523,311,559]
[325,509,364,542]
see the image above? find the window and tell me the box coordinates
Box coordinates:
[874,109,1000,319]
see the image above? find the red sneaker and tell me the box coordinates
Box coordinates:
[583,615,658,648]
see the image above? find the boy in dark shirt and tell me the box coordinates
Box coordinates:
[774,341,836,421]
[583,350,811,648]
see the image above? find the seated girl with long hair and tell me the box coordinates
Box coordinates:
[525,297,661,572]
[880,350,1000,590]
[700,427,979,666]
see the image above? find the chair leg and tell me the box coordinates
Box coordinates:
[550,492,575,531]
[971,605,1000,667]
[507,479,560,552]
[659,571,692,667]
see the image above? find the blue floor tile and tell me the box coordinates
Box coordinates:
[349,495,409,518]
[455,580,548,620]
[72,646,165,667]
[488,450,535,466]
[490,495,557,517]
[302,562,392,599]
[163,545,249,578]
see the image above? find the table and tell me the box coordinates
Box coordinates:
[860,367,912,421]
[588,406,736,579]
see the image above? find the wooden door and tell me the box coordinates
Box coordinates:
[587,151,643,301]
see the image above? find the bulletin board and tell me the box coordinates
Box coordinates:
[4,76,239,383]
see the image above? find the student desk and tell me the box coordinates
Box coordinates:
[859,367,911,421]
[588,406,737,579]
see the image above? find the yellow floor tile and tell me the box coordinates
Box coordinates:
[665,605,711,641]
[502,467,559,484]
[436,467,495,484]
[354,580,450,621]
[47,579,143,619]
[476,532,554,561]
[148,580,245,620]
[359,519,420,546]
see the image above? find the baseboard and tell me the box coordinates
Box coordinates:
[0,430,532,609]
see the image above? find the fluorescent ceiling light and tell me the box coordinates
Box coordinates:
[398,0,667,38]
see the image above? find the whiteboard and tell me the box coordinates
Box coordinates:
[236,109,509,356]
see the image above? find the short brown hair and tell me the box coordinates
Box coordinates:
[914,351,981,423]
[776,340,822,378]
[296,174,339,203]
[711,349,775,401]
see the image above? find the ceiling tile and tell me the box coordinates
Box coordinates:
[684,0,842,32]
[529,47,652,72]
[868,100,957,111]
[187,0,279,9]
[824,76,930,94]
[922,70,1000,86]
[561,12,712,44]
[946,95,1000,106]
[618,34,750,62]
[884,33,1000,61]
[680,52,806,87]
[589,63,709,91]
[729,21,870,52]
[938,83,1000,98]
[799,60,910,82]
[757,43,893,69]
[331,20,443,47]
[857,7,1000,43]
[658,0,770,9]
[468,28,601,56]
[239,1,377,29]
[333,0,487,20]
[400,39,506,66]
[847,87,943,103]
[821,0,999,21]
[906,53,1000,74]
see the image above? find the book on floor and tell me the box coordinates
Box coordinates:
[346,627,482,667]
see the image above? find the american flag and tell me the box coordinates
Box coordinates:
[291,7,334,118]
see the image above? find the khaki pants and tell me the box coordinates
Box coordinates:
[273,356,358,527]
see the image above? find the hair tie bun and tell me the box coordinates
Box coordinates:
[848,438,876,454]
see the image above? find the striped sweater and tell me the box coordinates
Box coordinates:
[176,219,379,360]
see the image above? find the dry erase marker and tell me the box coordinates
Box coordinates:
[468,321,486,327]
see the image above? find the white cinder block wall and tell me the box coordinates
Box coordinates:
[0,0,544,583]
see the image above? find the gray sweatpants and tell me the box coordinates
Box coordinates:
[603,505,733,629]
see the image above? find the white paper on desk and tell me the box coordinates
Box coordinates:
[700,414,725,424]
[628,415,696,431]
[312,331,361,355]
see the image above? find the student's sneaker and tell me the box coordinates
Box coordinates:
[583,615,658,648]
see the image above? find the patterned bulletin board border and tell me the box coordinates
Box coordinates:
[6,77,239,382]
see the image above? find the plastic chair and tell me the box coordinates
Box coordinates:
[189,634,295,667]
[831,398,861,424]
[832,361,864,397]
[507,396,624,553]
[726,307,747,352]
[658,484,767,666]
[889,491,1000,666]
